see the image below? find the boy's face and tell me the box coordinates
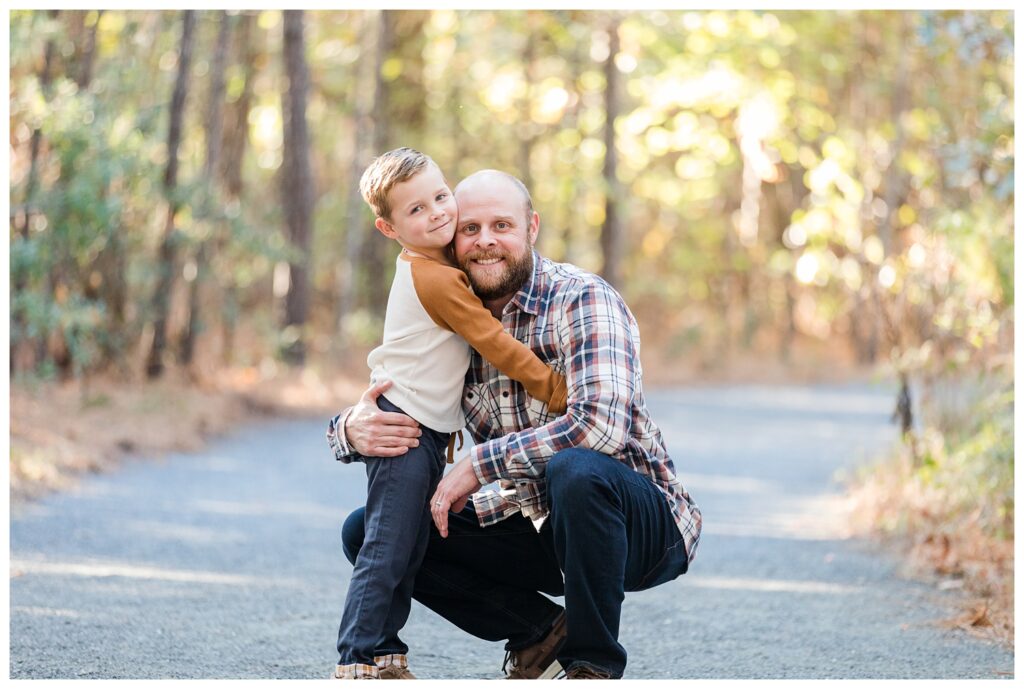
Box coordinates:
[375,163,458,260]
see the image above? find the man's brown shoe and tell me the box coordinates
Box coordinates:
[502,612,567,679]
[378,665,416,679]
[564,664,612,679]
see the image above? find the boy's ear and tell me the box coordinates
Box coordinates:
[375,217,397,239]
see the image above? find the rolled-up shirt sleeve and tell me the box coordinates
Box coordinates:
[327,407,362,463]
[470,281,637,484]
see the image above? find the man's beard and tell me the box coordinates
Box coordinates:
[460,244,534,301]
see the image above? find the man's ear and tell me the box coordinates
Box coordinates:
[528,210,540,246]
[375,217,397,239]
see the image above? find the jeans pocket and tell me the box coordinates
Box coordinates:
[635,537,689,591]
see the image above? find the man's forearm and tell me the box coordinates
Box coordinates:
[470,402,629,485]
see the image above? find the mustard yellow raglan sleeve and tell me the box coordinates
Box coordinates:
[411,258,567,414]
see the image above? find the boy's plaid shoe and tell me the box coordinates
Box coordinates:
[502,612,567,679]
[333,663,379,679]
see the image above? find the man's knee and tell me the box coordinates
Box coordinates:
[341,506,366,565]
[546,449,615,503]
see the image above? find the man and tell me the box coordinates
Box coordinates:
[331,170,701,679]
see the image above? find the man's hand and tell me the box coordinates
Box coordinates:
[430,457,483,538]
[344,380,422,457]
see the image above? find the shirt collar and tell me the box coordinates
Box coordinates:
[507,250,545,317]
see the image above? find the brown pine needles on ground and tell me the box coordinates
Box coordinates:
[847,455,1014,648]
[9,366,364,504]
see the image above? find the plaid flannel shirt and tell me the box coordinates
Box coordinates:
[463,253,700,562]
[327,253,701,563]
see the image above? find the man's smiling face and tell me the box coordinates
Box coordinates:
[453,172,539,302]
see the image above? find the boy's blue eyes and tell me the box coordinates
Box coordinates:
[409,194,448,215]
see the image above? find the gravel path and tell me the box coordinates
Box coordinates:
[9,383,1013,679]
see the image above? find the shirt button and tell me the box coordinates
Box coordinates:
[467,392,474,399]
[502,391,510,398]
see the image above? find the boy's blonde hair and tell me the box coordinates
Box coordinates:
[359,147,435,220]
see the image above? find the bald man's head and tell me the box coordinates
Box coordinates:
[451,169,540,304]
[454,170,533,226]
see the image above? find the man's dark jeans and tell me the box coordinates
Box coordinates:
[341,448,689,678]
[335,396,449,666]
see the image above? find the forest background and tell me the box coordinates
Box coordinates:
[7,9,1015,642]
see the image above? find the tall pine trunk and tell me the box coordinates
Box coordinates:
[181,11,231,370]
[879,14,916,449]
[146,10,196,379]
[12,10,59,375]
[67,14,131,375]
[361,10,394,317]
[337,10,383,342]
[280,10,315,365]
[218,10,257,366]
[517,16,538,194]
[599,16,623,289]
[71,9,102,88]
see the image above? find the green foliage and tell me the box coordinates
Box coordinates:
[914,380,1014,539]
[8,10,1013,389]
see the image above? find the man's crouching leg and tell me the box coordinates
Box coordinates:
[546,448,688,679]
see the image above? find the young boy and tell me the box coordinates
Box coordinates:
[328,148,567,680]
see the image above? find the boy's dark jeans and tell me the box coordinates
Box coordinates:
[341,448,689,678]
[335,396,449,666]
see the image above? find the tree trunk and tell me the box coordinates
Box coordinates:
[95,231,129,375]
[220,12,255,197]
[73,9,102,88]
[448,20,467,178]
[203,12,230,182]
[337,10,381,341]
[47,10,109,381]
[182,10,231,369]
[146,10,196,379]
[18,10,58,242]
[517,16,538,193]
[13,10,59,375]
[279,10,315,365]
[845,18,877,366]
[218,11,257,365]
[360,10,395,317]
[599,16,623,289]
[767,165,809,363]
[556,12,583,263]
[68,10,128,375]
[850,288,879,364]
[880,12,909,258]
[878,14,915,446]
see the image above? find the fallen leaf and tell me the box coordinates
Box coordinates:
[965,603,992,628]
[940,602,992,630]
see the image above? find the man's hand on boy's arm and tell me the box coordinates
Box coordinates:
[343,380,422,458]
